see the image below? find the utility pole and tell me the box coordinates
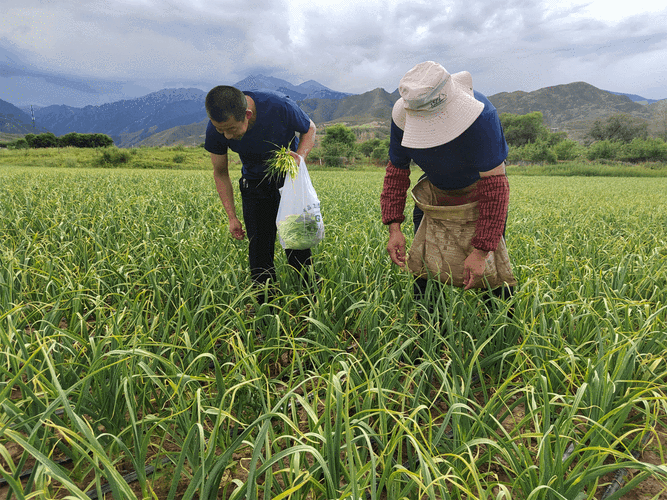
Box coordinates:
[31,105,35,129]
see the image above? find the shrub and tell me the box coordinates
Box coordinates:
[321,141,352,167]
[586,140,623,161]
[371,145,389,164]
[618,137,667,163]
[322,154,345,168]
[553,139,584,161]
[59,132,114,148]
[9,138,29,150]
[523,139,558,164]
[308,147,323,162]
[97,147,132,167]
[90,134,114,148]
[505,145,524,164]
[27,132,58,148]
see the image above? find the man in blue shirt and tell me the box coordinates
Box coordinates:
[204,86,317,300]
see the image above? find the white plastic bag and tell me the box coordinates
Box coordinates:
[276,158,324,250]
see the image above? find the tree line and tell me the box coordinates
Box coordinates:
[306,113,667,167]
[500,112,667,164]
[306,124,390,167]
[3,113,666,166]
[1,132,114,149]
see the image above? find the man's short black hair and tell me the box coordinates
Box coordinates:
[205,86,247,123]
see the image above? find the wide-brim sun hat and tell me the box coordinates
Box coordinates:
[392,61,484,149]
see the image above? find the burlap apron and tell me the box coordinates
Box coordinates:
[406,178,517,289]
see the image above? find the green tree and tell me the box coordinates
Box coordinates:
[358,138,379,157]
[586,140,623,161]
[32,132,58,148]
[321,124,356,150]
[321,142,348,167]
[59,132,86,147]
[371,144,389,164]
[618,137,667,163]
[91,133,114,147]
[499,111,549,147]
[358,138,382,157]
[10,138,29,149]
[320,123,357,167]
[523,138,558,164]
[23,133,58,148]
[58,132,114,148]
[552,139,584,161]
[587,114,648,143]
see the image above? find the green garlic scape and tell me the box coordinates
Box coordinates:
[265,143,298,180]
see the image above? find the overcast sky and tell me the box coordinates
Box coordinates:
[1,0,667,107]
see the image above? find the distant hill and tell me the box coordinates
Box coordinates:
[603,90,660,105]
[2,76,665,147]
[0,99,42,134]
[131,87,401,147]
[300,88,400,124]
[129,118,209,147]
[488,82,653,124]
[487,82,656,141]
[233,75,351,101]
[18,76,352,147]
[138,82,663,147]
[32,88,207,147]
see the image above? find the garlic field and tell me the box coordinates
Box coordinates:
[1,166,666,500]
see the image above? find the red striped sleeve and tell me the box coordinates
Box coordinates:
[380,161,411,225]
[471,175,510,252]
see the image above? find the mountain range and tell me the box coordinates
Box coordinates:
[232,75,352,101]
[1,74,664,147]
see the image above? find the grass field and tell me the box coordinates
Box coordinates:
[1,164,666,500]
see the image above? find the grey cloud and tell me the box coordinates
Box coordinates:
[2,0,666,105]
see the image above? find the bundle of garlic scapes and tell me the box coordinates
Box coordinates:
[266,145,298,180]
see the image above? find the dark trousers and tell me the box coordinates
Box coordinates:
[239,176,311,286]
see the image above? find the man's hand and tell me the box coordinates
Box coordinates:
[212,152,245,241]
[289,151,303,164]
[463,248,489,290]
[229,217,246,240]
[387,223,407,267]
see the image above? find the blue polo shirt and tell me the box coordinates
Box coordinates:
[205,90,312,180]
[389,91,508,190]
